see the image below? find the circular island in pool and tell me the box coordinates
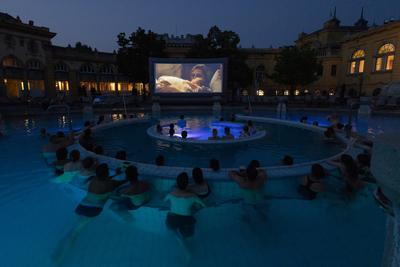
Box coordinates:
[76,114,352,179]
[146,121,267,145]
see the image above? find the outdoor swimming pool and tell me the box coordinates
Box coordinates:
[0,109,396,267]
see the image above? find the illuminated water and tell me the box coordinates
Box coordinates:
[0,110,397,266]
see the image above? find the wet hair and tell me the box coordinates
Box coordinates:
[96,163,109,180]
[340,154,358,180]
[155,155,165,166]
[282,155,294,166]
[176,172,189,190]
[209,158,220,171]
[192,167,204,184]
[181,131,188,139]
[56,147,68,161]
[357,153,371,167]
[180,115,184,120]
[125,165,138,183]
[70,150,80,162]
[248,160,261,169]
[246,165,258,182]
[56,131,65,138]
[115,150,127,160]
[311,164,325,179]
[82,157,95,170]
[94,146,104,155]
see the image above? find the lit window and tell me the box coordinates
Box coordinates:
[349,49,365,74]
[99,82,116,92]
[2,56,22,68]
[256,90,264,96]
[118,83,133,92]
[55,81,69,91]
[284,90,289,96]
[242,90,248,96]
[295,90,300,96]
[375,43,396,72]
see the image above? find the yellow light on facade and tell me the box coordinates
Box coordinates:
[20,82,25,91]
[295,90,300,96]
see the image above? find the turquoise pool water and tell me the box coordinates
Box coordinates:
[0,110,396,267]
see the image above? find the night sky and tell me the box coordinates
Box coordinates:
[2,0,400,52]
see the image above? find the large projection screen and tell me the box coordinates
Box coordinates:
[150,58,227,95]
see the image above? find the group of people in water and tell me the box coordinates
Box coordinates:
[156,115,257,141]
[40,112,378,263]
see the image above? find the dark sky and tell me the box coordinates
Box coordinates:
[2,0,400,52]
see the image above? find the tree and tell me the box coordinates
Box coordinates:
[187,26,252,94]
[74,42,93,53]
[271,46,321,95]
[116,28,166,85]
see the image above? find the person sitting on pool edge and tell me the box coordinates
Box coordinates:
[188,167,210,198]
[208,128,220,140]
[229,164,267,205]
[177,115,187,129]
[222,127,234,140]
[181,130,188,139]
[298,164,325,200]
[169,123,175,137]
[165,172,206,243]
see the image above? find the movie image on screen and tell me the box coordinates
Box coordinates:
[155,63,223,94]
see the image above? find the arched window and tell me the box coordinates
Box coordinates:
[55,62,69,72]
[375,43,395,72]
[80,63,95,73]
[99,64,114,74]
[26,59,42,70]
[350,49,365,74]
[2,55,23,68]
[256,89,264,96]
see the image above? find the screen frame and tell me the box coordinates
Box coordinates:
[149,57,228,97]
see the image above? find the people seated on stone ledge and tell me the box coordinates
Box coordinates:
[181,130,188,139]
[298,164,325,200]
[208,128,220,140]
[222,127,234,140]
[323,126,336,141]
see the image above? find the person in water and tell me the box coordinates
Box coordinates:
[156,124,163,134]
[222,127,234,140]
[181,130,188,139]
[177,115,187,129]
[281,155,294,166]
[208,128,220,140]
[75,163,128,217]
[64,150,82,172]
[72,157,97,188]
[169,123,175,137]
[165,172,206,241]
[188,167,210,198]
[209,158,220,171]
[54,147,70,175]
[79,128,94,150]
[298,164,325,200]
[155,155,165,166]
[247,121,256,135]
[240,125,250,138]
[229,165,267,205]
[42,131,74,164]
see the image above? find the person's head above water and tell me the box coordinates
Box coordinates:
[176,172,189,190]
[282,155,294,166]
[192,167,204,184]
[155,155,165,166]
[209,158,220,171]
[247,120,253,127]
[224,127,231,135]
[212,128,218,137]
[181,130,188,139]
[248,159,261,169]
[82,157,95,170]
[70,149,80,162]
[180,115,185,120]
[96,163,109,180]
[311,164,325,179]
[156,124,162,133]
[115,150,127,160]
[169,123,174,129]
[56,147,68,161]
[246,165,259,182]
[125,165,138,183]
